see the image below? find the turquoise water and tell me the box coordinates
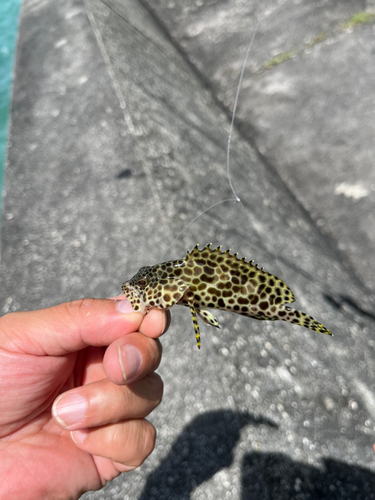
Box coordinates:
[0,0,22,220]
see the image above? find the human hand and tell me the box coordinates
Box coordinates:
[0,298,169,499]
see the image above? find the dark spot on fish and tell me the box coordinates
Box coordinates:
[238,297,249,305]
[201,274,217,284]
[204,266,215,275]
[195,258,206,266]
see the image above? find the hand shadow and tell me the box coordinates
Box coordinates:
[241,452,375,499]
[139,409,278,500]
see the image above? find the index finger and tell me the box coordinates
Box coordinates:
[0,298,168,356]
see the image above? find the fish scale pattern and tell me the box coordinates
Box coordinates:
[122,244,332,349]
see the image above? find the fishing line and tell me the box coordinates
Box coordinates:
[159,19,261,263]
[227,20,260,205]
[159,198,239,262]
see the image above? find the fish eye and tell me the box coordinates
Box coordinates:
[138,279,147,287]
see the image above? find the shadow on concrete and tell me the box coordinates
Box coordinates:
[241,452,375,499]
[139,409,277,500]
[139,409,375,500]
[323,293,375,322]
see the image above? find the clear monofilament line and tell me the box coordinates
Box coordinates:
[227,20,260,203]
[159,199,238,262]
[160,19,260,263]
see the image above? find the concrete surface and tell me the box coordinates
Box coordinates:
[142,0,375,294]
[1,0,375,498]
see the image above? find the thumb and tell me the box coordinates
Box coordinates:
[0,299,144,356]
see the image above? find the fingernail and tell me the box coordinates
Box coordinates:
[118,344,142,381]
[116,299,134,314]
[162,310,171,334]
[53,393,88,427]
[71,429,88,444]
[120,465,137,472]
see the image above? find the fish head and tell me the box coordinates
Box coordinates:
[122,263,190,312]
[121,266,155,313]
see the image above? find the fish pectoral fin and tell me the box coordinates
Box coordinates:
[197,308,220,329]
[188,303,201,350]
[163,280,190,305]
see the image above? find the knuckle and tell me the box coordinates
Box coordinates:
[59,298,96,332]
[63,298,96,318]
[122,420,156,468]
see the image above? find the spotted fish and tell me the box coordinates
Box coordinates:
[121,243,332,349]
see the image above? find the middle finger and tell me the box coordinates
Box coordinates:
[52,373,163,431]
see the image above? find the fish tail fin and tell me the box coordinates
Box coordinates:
[280,306,332,336]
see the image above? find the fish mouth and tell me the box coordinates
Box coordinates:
[122,282,148,313]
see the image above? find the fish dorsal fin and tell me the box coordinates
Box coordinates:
[185,243,296,305]
[185,243,223,266]
[185,243,219,261]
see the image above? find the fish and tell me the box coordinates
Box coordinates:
[121,243,332,349]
